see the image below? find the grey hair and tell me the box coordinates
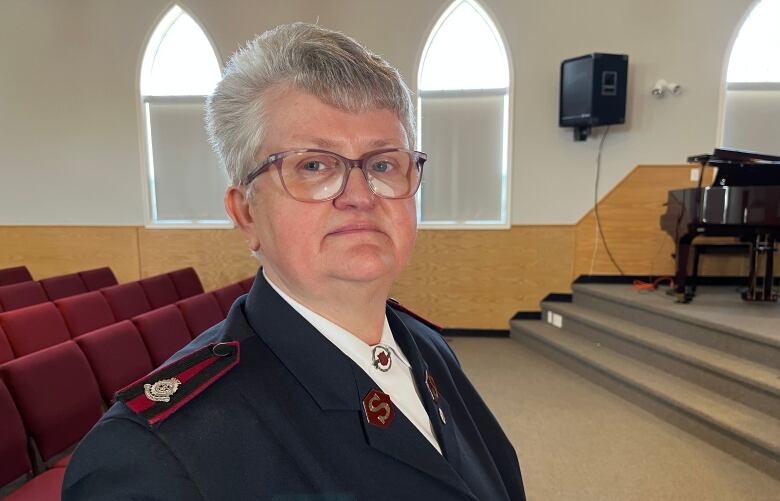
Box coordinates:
[205,22,416,188]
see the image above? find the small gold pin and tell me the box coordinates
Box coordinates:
[144,377,182,403]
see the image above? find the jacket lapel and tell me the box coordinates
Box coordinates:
[386,308,464,465]
[351,367,476,500]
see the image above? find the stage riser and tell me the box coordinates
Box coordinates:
[510,324,780,480]
[541,303,780,418]
[571,290,779,369]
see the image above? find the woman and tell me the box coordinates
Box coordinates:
[63,23,525,501]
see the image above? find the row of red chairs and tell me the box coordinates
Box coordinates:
[0,272,255,499]
[0,267,213,361]
[0,267,118,313]
[0,266,34,287]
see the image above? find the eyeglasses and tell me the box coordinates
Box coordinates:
[242,148,427,202]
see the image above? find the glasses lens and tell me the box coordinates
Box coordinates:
[365,150,421,198]
[279,152,346,201]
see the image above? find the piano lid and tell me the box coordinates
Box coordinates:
[687,148,780,187]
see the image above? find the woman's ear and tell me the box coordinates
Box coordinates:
[224,186,261,252]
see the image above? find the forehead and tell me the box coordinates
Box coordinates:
[260,88,408,153]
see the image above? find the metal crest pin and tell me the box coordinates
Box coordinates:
[372,344,392,372]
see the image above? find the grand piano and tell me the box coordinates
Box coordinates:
[659,148,780,303]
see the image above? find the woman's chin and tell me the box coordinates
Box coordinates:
[327,252,398,284]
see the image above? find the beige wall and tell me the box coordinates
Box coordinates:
[0,0,753,226]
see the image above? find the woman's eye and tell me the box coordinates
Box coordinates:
[372,161,393,173]
[302,161,324,171]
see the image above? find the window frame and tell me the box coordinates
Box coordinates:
[414,0,514,230]
[137,5,231,229]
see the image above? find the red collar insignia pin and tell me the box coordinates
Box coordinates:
[363,389,395,428]
[425,371,439,401]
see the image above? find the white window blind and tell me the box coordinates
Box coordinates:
[145,97,228,221]
[420,91,507,223]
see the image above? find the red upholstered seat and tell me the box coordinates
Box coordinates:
[78,266,118,291]
[55,291,116,337]
[39,273,88,301]
[0,266,33,287]
[0,303,71,357]
[0,281,48,312]
[100,282,152,321]
[139,273,180,309]
[238,276,255,293]
[76,321,153,403]
[132,305,193,367]
[168,267,204,299]
[0,380,32,491]
[2,466,65,501]
[0,325,14,363]
[0,342,103,465]
[176,293,224,338]
[213,283,245,316]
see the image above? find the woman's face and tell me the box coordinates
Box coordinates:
[237,88,417,299]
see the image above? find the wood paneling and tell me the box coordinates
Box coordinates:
[1,166,763,331]
[0,226,140,283]
[137,228,258,292]
[574,165,716,277]
[392,226,575,329]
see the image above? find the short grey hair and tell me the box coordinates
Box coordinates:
[205,22,416,187]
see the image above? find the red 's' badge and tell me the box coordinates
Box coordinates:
[363,389,395,428]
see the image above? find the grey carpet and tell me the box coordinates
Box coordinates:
[449,337,780,501]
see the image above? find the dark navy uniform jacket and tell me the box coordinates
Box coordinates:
[63,273,525,500]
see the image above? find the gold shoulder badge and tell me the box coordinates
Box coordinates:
[144,377,181,402]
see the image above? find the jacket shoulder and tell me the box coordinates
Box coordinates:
[114,341,240,426]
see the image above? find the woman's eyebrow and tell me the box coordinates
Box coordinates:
[288,136,396,149]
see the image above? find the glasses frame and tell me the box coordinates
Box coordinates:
[242,148,427,202]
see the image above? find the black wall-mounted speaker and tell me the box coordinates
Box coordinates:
[559,53,628,140]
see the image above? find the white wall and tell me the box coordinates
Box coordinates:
[0,0,754,225]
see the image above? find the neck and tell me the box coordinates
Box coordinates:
[263,268,389,345]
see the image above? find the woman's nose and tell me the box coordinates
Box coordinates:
[333,166,377,209]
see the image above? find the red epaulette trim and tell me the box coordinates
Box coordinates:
[115,342,240,425]
[386,298,443,332]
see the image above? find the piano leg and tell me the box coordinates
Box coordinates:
[743,233,778,301]
[764,236,776,301]
[675,233,696,303]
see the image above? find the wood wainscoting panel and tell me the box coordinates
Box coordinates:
[0,226,140,283]
[572,165,734,277]
[392,226,575,329]
[137,228,259,292]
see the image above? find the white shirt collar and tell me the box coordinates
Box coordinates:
[262,269,410,369]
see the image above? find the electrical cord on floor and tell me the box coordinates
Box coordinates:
[592,126,625,275]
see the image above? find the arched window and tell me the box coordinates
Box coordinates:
[721,0,780,155]
[140,5,228,225]
[417,0,511,227]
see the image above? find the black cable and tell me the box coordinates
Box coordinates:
[593,126,625,275]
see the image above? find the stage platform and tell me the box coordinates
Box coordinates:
[511,282,780,480]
